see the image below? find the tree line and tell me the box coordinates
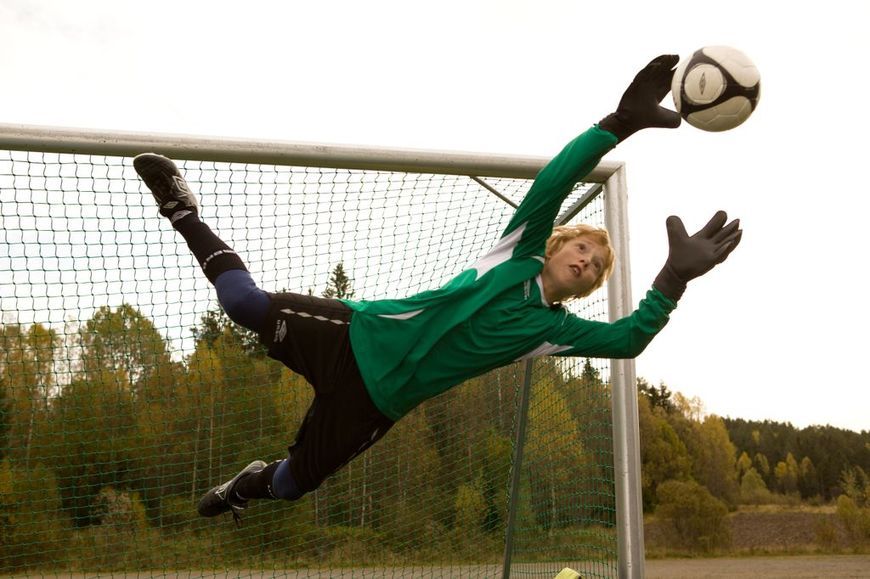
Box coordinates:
[637,379,870,551]
[638,379,869,508]
[0,263,609,571]
[0,264,867,570]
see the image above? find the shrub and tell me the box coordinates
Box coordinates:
[815,518,842,551]
[0,460,69,571]
[94,486,148,532]
[836,495,870,546]
[454,480,487,538]
[655,479,731,552]
[63,487,159,571]
[739,467,773,505]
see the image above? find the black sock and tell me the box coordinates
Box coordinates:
[172,214,248,284]
[233,460,282,501]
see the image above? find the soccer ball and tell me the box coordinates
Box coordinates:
[671,46,761,132]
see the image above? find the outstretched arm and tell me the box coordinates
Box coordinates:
[652,211,743,301]
[500,55,682,261]
[551,211,743,359]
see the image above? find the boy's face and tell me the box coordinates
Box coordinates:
[541,235,607,304]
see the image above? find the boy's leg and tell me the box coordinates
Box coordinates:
[283,373,395,495]
[195,294,394,523]
[133,153,270,331]
[197,457,302,525]
[257,293,395,494]
[135,155,394,519]
[135,154,300,520]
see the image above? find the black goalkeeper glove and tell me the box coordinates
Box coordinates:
[653,211,743,301]
[598,54,683,142]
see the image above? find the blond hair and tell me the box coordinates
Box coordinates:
[544,224,616,300]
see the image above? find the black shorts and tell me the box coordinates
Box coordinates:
[259,292,394,494]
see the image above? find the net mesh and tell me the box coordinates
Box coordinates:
[0,149,620,577]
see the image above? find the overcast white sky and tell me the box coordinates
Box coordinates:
[1,0,868,433]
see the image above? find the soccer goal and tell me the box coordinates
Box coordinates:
[0,123,643,578]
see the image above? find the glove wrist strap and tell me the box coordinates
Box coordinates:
[653,263,687,302]
[597,113,635,143]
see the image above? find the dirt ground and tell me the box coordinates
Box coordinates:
[644,554,870,579]
[645,506,852,553]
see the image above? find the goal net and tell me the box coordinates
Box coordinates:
[0,126,641,578]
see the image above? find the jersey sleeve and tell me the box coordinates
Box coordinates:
[501,125,618,260]
[551,287,677,359]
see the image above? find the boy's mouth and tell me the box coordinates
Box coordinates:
[569,265,581,278]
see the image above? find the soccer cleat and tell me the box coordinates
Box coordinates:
[197,460,267,526]
[132,153,200,223]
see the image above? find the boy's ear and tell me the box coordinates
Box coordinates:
[543,244,555,261]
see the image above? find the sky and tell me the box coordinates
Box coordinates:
[1,0,868,433]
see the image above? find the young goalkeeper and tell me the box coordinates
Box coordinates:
[133,55,742,525]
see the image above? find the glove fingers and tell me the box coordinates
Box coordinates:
[697,211,728,238]
[607,54,681,140]
[728,229,743,251]
[712,219,741,243]
[653,56,680,102]
[712,230,743,263]
[715,226,743,251]
[634,54,680,89]
[639,54,680,77]
[649,54,680,67]
[665,215,689,244]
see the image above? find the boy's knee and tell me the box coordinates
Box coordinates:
[272,459,305,501]
[214,270,270,330]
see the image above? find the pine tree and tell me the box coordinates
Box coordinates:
[322,262,355,299]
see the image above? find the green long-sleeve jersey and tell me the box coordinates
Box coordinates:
[341,125,676,421]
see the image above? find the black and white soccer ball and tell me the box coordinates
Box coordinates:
[671,46,761,132]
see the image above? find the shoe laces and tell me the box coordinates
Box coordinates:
[226,491,248,528]
[230,505,244,528]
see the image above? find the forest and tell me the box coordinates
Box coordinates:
[0,265,868,572]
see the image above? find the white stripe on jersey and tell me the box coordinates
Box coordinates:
[469,223,527,278]
[514,341,572,362]
[376,309,425,321]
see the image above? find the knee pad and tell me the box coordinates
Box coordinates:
[214,270,270,331]
[272,458,304,501]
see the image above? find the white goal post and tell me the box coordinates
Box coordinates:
[0,122,644,579]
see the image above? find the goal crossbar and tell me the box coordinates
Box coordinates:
[0,123,622,181]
